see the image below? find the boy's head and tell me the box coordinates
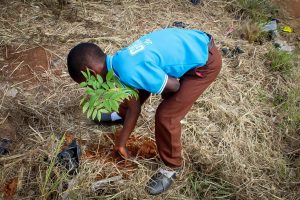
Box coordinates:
[67,42,106,83]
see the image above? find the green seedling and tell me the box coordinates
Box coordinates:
[79,69,138,121]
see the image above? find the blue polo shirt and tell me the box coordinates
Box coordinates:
[106,28,210,94]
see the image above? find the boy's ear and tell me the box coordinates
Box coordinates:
[88,68,97,76]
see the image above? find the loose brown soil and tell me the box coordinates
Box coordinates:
[273,0,300,33]
[80,134,157,169]
[1,46,50,84]
[3,177,18,199]
[126,136,157,159]
[61,131,157,178]
[76,133,158,180]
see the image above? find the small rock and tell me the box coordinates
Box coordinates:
[0,138,12,155]
[221,47,230,56]
[172,21,188,28]
[234,46,245,54]
[221,46,245,58]
[6,88,18,97]
[191,0,202,5]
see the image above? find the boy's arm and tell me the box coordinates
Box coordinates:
[114,97,141,157]
[115,76,179,156]
[161,76,180,98]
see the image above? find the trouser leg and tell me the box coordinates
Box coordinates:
[155,43,222,168]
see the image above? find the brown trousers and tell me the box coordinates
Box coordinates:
[119,41,222,168]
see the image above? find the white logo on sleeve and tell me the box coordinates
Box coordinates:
[128,38,153,56]
[128,40,144,55]
[144,38,153,45]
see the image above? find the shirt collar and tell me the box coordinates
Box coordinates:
[106,54,113,71]
[106,54,120,79]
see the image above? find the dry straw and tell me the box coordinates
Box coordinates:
[0,0,299,199]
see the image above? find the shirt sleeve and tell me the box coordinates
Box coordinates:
[122,62,168,94]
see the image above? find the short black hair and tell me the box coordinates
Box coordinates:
[67,43,105,81]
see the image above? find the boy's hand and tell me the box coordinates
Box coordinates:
[162,76,180,94]
[113,97,140,159]
[114,128,131,159]
[114,145,130,158]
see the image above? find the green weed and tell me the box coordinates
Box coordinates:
[280,88,300,131]
[266,49,298,74]
[39,135,68,199]
[233,0,276,22]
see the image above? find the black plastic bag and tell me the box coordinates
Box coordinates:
[56,139,81,175]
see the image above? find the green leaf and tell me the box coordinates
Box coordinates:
[87,68,91,78]
[107,81,115,89]
[95,89,105,96]
[87,107,94,118]
[87,80,94,87]
[104,90,115,99]
[99,109,109,113]
[96,82,101,89]
[90,75,96,81]
[110,100,119,112]
[97,75,103,84]
[129,89,139,98]
[81,71,88,80]
[89,95,98,108]
[111,92,127,102]
[106,69,114,81]
[80,67,140,121]
[113,77,123,88]
[92,81,97,90]
[80,98,85,105]
[82,102,89,113]
[79,82,87,88]
[94,101,100,107]
[92,109,98,120]
[95,103,104,110]
[103,100,111,112]
[102,83,109,90]
[86,88,95,95]
[97,110,102,121]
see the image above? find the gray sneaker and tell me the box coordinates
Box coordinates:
[146,168,177,195]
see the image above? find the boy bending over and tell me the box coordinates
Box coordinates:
[67,28,222,195]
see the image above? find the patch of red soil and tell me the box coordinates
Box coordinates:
[63,132,75,146]
[126,136,157,159]
[273,0,300,33]
[3,177,18,199]
[2,46,49,84]
[80,134,157,170]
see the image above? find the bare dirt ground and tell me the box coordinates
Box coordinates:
[273,0,300,33]
[0,0,299,199]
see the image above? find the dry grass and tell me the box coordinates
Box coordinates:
[0,0,299,199]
